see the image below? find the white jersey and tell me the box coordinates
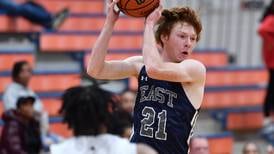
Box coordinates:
[50,134,137,154]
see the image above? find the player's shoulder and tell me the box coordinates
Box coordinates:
[51,135,136,154]
[50,138,75,154]
[100,134,131,144]
[100,134,121,140]
[101,134,137,154]
[125,56,144,76]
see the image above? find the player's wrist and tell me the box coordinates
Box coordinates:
[145,22,155,29]
[104,20,116,28]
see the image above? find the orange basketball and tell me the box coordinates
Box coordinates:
[117,0,160,17]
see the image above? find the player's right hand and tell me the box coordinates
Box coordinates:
[145,4,163,26]
[106,0,120,24]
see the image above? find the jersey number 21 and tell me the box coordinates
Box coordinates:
[140,106,167,140]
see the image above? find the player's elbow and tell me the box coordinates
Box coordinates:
[146,66,161,79]
[86,67,101,79]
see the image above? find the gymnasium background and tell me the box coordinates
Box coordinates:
[0,0,273,153]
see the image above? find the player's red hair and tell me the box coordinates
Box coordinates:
[155,7,202,47]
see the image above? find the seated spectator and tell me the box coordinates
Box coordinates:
[3,61,48,132]
[189,135,209,154]
[243,142,260,154]
[0,96,42,154]
[119,90,136,114]
[51,85,157,154]
[0,0,69,30]
[3,61,43,112]
[2,61,61,151]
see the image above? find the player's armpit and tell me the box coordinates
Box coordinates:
[146,59,206,83]
[87,56,143,80]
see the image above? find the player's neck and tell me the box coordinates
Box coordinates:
[161,50,174,63]
[98,125,107,134]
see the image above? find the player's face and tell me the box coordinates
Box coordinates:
[162,22,197,63]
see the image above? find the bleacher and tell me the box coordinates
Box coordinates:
[0,0,271,153]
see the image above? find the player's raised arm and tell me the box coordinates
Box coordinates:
[143,6,206,83]
[86,0,141,80]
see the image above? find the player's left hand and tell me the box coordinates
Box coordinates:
[145,5,163,26]
[106,0,120,24]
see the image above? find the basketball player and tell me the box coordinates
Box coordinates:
[86,0,205,153]
[50,85,157,154]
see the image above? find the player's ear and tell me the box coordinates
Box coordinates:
[160,34,168,44]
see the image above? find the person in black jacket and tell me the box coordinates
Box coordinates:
[0,96,42,154]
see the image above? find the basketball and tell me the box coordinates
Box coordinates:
[117,0,160,17]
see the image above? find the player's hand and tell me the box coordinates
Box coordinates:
[106,0,120,24]
[145,5,163,26]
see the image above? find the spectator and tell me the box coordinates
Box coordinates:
[0,0,69,30]
[2,61,59,151]
[258,0,274,122]
[267,145,274,154]
[51,85,157,154]
[189,136,209,154]
[3,61,43,112]
[120,90,136,114]
[0,96,42,154]
[243,142,260,154]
